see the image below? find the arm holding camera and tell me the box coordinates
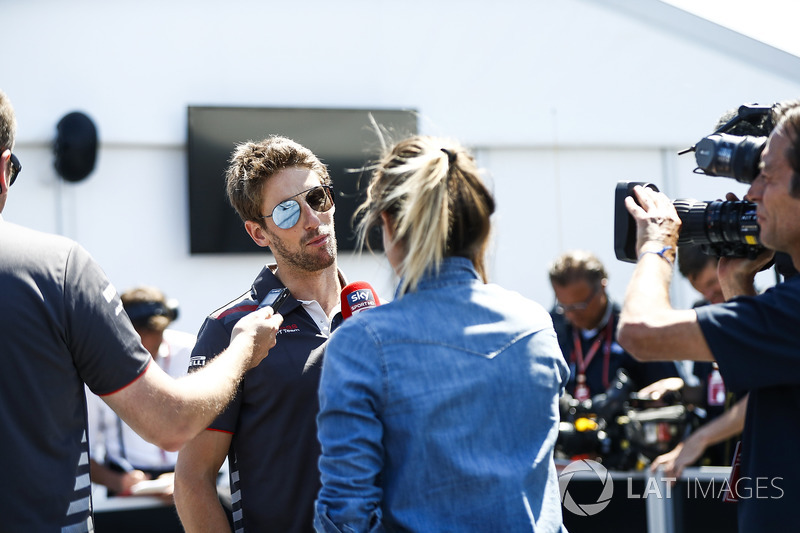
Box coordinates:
[618,185,715,362]
[715,194,776,298]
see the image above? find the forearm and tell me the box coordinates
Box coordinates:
[106,308,279,452]
[616,195,717,363]
[160,310,282,447]
[718,260,759,300]
[719,275,757,300]
[690,394,748,449]
[167,333,257,436]
[174,433,232,533]
[90,459,119,490]
[317,416,384,529]
[107,329,264,452]
[174,471,230,533]
[619,250,711,361]
[619,187,714,361]
[621,245,675,326]
[717,245,774,300]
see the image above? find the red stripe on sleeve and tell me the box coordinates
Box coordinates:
[99,358,153,396]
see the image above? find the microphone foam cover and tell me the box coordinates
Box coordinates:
[341,281,380,319]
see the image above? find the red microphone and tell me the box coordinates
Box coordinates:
[340,281,381,320]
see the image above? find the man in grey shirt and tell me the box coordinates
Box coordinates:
[0,89,281,532]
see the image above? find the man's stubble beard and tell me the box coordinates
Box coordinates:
[267,225,338,273]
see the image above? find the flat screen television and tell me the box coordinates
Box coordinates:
[187,106,418,254]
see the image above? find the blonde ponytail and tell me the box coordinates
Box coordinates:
[356,136,495,296]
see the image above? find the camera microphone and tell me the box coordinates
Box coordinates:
[341,281,381,320]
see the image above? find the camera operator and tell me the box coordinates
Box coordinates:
[618,100,800,530]
[645,108,785,477]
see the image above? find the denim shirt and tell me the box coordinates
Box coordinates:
[315,257,569,533]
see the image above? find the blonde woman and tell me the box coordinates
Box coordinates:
[314,135,569,532]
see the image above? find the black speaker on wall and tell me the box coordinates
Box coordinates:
[186,107,418,254]
[54,111,98,183]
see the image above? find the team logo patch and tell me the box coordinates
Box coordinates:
[278,323,300,334]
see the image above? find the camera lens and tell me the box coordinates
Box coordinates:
[673,198,763,257]
[694,133,766,184]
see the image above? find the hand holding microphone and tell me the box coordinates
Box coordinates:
[231,289,288,369]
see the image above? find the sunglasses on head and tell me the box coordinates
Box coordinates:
[8,153,21,187]
[260,185,334,229]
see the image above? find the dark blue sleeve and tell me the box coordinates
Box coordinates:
[696,279,800,394]
[66,243,150,395]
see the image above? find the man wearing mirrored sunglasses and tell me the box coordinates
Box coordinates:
[0,92,281,532]
[175,135,346,533]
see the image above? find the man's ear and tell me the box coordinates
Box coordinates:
[244,220,271,248]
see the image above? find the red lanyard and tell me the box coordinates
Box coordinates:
[571,319,614,390]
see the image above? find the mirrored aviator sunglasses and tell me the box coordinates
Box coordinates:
[9,153,21,186]
[261,185,334,229]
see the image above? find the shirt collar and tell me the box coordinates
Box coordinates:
[394,257,479,299]
[252,263,347,323]
[579,299,613,339]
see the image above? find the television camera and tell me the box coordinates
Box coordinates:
[556,369,694,470]
[614,103,774,263]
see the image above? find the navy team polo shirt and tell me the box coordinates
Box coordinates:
[189,265,342,533]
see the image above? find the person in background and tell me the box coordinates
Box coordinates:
[87,286,196,499]
[548,250,676,401]
[175,136,346,533]
[678,243,725,306]
[314,136,569,532]
[0,89,280,532]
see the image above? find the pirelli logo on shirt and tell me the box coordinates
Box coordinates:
[189,355,207,370]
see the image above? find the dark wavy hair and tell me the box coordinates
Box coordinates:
[225,135,330,223]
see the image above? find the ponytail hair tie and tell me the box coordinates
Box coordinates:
[440,148,457,165]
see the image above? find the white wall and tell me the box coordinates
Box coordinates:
[3,0,799,332]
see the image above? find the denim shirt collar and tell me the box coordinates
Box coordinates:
[394,256,479,299]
